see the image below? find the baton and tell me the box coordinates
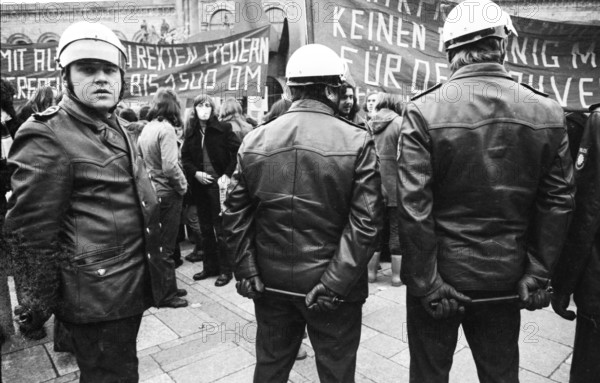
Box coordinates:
[264,287,345,304]
[429,294,521,309]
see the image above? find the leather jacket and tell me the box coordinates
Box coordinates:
[553,104,600,316]
[398,63,575,297]
[5,95,170,323]
[223,100,384,302]
[368,108,402,207]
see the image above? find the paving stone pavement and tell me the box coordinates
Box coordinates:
[2,243,577,383]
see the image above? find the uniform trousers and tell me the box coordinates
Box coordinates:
[570,311,600,383]
[253,294,362,383]
[406,291,520,383]
[62,314,143,383]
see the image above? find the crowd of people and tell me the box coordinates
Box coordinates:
[0,0,598,382]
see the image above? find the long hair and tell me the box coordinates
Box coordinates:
[146,87,182,127]
[219,97,243,121]
[264,98,292,123]
[186,95,216,138]
[374,93,404,114]
[339,82,360,121]
[0,78,18,121]
[449,37,505,73]
[18,86,56,121]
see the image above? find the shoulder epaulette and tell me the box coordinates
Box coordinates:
[411,83,443,101]
[520,83,548,97]
[33,105,61,121]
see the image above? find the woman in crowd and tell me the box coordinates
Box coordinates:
[17,86,56,122]
[138,87,189,308]
[219,97,253,140]
[182,95,241,287]
[263,98,292,124]
[366,92,403,286]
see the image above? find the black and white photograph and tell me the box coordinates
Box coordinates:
[1,0,599,382]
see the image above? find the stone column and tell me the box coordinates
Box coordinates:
[190,0,200,35]
[175,0,184,32]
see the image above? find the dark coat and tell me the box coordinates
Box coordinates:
[181,116,241,187]
[553,104,600,316]
[223,100,384,302]
[368,108,402,207]
[398,63,575,297]
[4,95,170,323]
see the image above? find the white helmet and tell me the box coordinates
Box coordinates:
[286,44,346,86]
[442,0,518,51]
[58,22,127,69]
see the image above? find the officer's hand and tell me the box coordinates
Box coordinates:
[551,293,576,321]
[421,283,471,320]
[235,276,264,299]
[517,275,551,311]
[305,283,340,312]
[14,305,50,340]
[195,171,214,185]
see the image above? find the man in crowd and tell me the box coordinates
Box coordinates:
[337,81,360,123]
[223,44,383,383]
[4,22,172,381]
[552,102,600,382]
[397,1,575,382]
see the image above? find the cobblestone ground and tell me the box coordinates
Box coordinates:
[2,242,576,383]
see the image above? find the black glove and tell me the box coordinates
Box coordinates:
[235,276,264,299]
[517,275,551,311]
[551,293,576,321]
[14,305,50,340]
[421,282,471,320]
[305,283,340,312]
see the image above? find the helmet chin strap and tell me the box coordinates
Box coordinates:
[62,66,125,114]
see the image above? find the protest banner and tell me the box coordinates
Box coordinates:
[0,25,270,102]
[312,0,599,111]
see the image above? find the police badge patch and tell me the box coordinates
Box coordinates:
[576,147,588,170]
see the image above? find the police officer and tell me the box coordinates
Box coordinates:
[552,102,600,383]
[397,1,575,382]
[223,44,384,383]
[4,22,171,382]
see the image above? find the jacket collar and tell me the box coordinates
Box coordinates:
[288,99,335,116]
[59,94,116,132]
[59,94,129,153]
[450,63,514,82]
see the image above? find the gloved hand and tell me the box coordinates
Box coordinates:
[14,305,50,340]
[305,283,340,312]
[421,282,471,319]
[517,275,551,311]
[551,293,576,321]
[235,276,264,299]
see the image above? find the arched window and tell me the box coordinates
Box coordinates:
[209,10,234,31]
[265,7,285,46]
[37,32,60,44]
[112,30,128,41]
[265,7,285,34]
[132,30,147,43]
[7,33,32,45]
